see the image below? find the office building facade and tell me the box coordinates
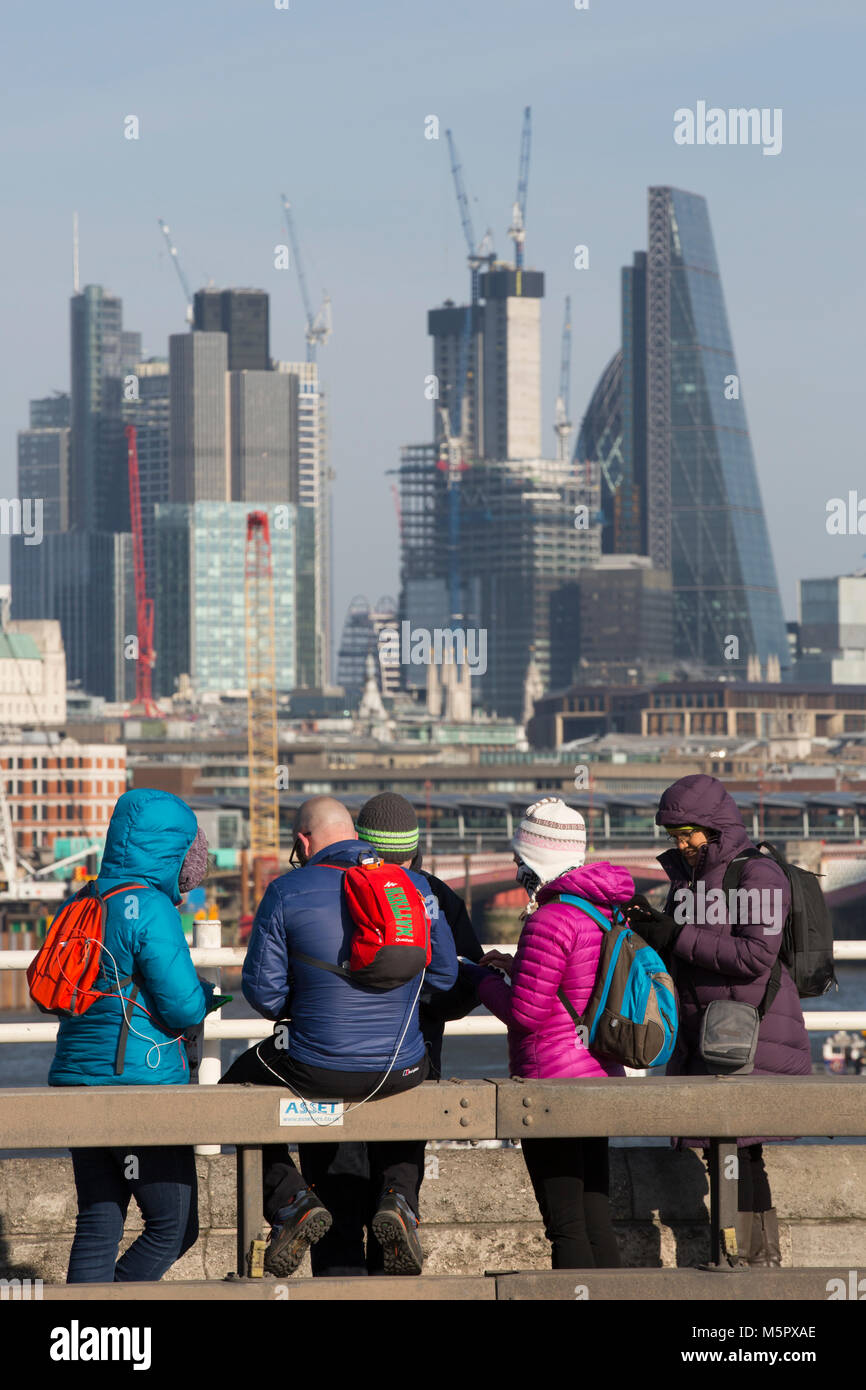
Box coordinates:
[479,266,544,462]
[336,595,400,705]
[154,501,296,698]
[30,393,71,429]
[169,331,229,502]
[796,573,866,683]
[229,370,295,501]
[11,530,134,702]
[0,738,126,854]
[0,623,66,725]
[123,360,170,593]
[548,556,673,691]
[275,360,331,688]
[428,301,484,457]
[69,285,140,533]
[397,446,601,716]
[16,427,69,534]
[193,288,270,371]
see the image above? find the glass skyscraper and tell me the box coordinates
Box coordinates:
[577,187,789,676]
[69,285,141,533]
[154,501,296,697]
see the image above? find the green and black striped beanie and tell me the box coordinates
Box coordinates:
[357,793,419,864]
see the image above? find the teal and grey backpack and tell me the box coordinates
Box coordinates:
[553,894,678,1069]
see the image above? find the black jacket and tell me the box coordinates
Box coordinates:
[418,871,484,1031]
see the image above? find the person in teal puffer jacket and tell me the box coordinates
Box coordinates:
[50,788,214,1283]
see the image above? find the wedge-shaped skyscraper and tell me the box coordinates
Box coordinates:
[578,187,789,675]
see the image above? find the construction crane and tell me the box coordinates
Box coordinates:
[444,128,494,439]
[124,425,160,718]
[245,511,279,858]
[508,106,532,269]
[445,130,494,307]
[280,195,332,363]
[554,296,573,461]
[157,219,194,323]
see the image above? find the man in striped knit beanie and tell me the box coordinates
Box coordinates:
[356,792,421,865]
[357,791,484,1069]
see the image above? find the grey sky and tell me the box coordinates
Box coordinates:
[2,0,864,648]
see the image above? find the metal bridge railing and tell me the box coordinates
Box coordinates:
[1,1074,863,1278]
[1,933,864,1045]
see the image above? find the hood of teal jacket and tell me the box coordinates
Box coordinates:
[98,788,198,905]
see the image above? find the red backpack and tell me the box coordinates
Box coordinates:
[290,857,433,991]
[27,881,147,1016]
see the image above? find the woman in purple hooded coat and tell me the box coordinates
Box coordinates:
[623,774,811,1267]
[463,798,635,1269]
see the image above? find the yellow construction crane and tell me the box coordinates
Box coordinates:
[244,511,279,858]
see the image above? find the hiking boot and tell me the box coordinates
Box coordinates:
[371,1189,424,1276]
[263,1188,332,1277]
[748,1209,781,1268]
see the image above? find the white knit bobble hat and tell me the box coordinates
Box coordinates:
[511,797,587,884]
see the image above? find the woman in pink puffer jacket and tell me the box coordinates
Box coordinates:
[464,798,635,1269]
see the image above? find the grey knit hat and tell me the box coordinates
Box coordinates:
[178,826,209,893]
[357,793,419,864]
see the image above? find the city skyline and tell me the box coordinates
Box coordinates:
[2,0,864,654]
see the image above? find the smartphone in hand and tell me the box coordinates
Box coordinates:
[205,993,233,1013]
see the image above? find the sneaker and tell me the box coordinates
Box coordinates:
[263,1188,332,1277]
[370,1190,424,1276]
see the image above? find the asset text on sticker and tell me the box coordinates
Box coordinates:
[279,1098,344,1126]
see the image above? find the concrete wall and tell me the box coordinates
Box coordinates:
[2,1144,864,1282]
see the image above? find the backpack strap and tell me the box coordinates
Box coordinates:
[97,883,152,1076]
[288,857,410,981]
[315,858,381,871]
[549,893,619,1031]
[553,892,620,931]
[689,851,783,1020]
[287,864,355,977]
[287,947,349,978]
[114,983,139,1075]
[721,849,762,895]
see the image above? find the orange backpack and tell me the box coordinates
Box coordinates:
[27,881,147,1016]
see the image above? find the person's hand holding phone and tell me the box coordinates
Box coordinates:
[478,950,515,978]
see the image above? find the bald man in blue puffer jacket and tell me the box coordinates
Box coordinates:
[222,795,457,1279]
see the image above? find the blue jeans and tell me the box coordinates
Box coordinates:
[67,1145,199,1283]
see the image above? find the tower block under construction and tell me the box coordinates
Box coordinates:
[427,267,544,466]
[399,110,601,720]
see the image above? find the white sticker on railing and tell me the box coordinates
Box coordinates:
[279,1099,344,1126]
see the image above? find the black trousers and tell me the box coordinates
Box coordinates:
[521,1136,622,1269]
[220,1037,427,1274]
[703,1143,772,1213]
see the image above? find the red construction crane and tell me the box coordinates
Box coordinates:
[245,510,279,858]
[124,424,159,717]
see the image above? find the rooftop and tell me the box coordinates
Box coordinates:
[0,633,41,661]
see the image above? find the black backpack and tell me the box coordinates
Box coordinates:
[722,841,837,999]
